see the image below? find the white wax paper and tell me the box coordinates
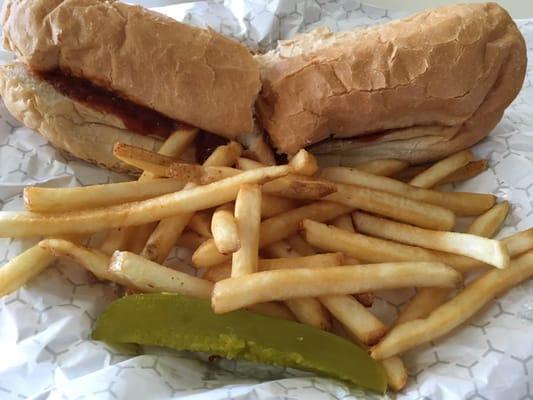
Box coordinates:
[0,1,532,399]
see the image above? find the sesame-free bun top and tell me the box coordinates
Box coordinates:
[1,0,261,139]
[256,3,527,163]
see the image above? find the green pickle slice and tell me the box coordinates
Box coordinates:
[92,293,387,393]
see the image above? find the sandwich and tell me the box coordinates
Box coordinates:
[256,2,527,165]
[0,0,267,173]
[0,1,527,172]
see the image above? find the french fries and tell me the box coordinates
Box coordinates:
[110,251,213,299]
[288,149,319,176]
[0,166,290,237]
[302,220,485,274]
[503,228,533,257]
[0,244,56,296]
[381,357,408,391]
[114,142,241,184]
[394,202,510,325]
[467,201,510,237]
[326,184,455,230]
[286,234,316,256]
[439,159,489,185]
[352,212,510,269]
[99,128,197,253]
[231,185,261,277]
[319,295,387,345]
[354,159,409,177]
[202,141,242,168]
[260,194,298,219]
[236,157,265,170]
[331,214,356,233]
[212,262,461,313]
[23,179,186,213]
[187,210,213,238]
[262,175,338,200]
[203,253,346,282]
[371,251,533,360]
[140,213,192,264]
[38,239,128,285]
[211,205,240,255]
[192,201,350,268]
[409,150,474,188]
[319,167,495,216]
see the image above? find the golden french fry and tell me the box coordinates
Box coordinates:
[114,142,241,183]
[38,239,129,284]
[467,202,510,237]
[262,175,337,200]
[0,166,290,238]
[211,204,240,255]
[247,302,296,321]
[110,251,213,299]
[326,184,455,231]
[141,214,192,263]
[371,251,533,360]
[187,210,213,238]
[203,253,345,282]
[262,241,301,259]
[285,297,331,330]
[175,231,207,251]
[409,150,474,188]
[236,157,265,170]
[202,141,242,168]
[24,179,186,213]
[331,214,355,233]
[192,201,351,268]
[503,228,533,258]
[0,244,55,296]
[260,194,298,219]
[212,262,461,313]
[100,129,197,253]
[232,184,262,277]
[319,294,387,345]
[393,205,508,326]
[395,288,450,325]
[439,159,489,185]
[288,149,319,176]
[319,167,495,216]
[301,220,485,274]
[354,159,410,176]
[382,357,408,391]
[353,212,510,269]
[286,234,316,256]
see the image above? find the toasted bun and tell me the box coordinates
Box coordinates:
[1,0,260,139]
[0,62,164,174]
[256,3,527,163]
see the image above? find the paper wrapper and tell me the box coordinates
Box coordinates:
[0,1,532,398]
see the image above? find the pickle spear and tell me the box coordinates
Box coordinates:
[92,293,387,392]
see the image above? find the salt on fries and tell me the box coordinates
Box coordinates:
[3,143,533,394]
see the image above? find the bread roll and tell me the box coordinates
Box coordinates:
[256,3,527,163]
[0,62,163,174]
[1,0,260,138]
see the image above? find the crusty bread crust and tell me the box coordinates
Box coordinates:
[1,0,260,139]
[256,3,527,163]
[0,62,164,174]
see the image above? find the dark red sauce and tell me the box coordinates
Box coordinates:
[34,69,178,138]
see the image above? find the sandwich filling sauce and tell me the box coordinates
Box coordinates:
[34,69,228,162]
[34,69,178,138]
